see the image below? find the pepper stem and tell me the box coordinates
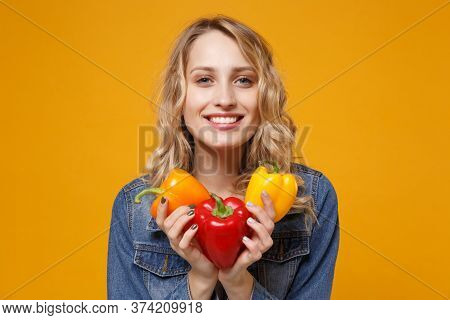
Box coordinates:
[271,161,280,173]
[259,160,280,173]
[134,187,165,204]
[210,193,233,219]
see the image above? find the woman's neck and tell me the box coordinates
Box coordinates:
[191,141,244,199]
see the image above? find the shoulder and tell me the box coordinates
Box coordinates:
[112,174,152,234]
[121,175,151,193]
[290,162,338,214]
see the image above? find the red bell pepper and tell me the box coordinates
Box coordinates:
[185,193,253,269]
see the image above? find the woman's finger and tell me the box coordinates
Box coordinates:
[246,217,274,251]
[242,236,262,262]
[162,205,191,232]
[155,197,169,228]
[260,190,276,221]
[178,223,198,250]
[245,202,275,235]
[228,236,264,273]
[167,209,195,242]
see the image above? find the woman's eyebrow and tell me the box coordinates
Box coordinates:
[190,66,255,74]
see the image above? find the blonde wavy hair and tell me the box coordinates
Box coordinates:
[143,14,317,227]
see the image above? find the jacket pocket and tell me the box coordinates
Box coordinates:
[133,242,191,277]
[261,211,311,262]
[248,217,311,299]
[260,229,310,262]
[133,242,192,299]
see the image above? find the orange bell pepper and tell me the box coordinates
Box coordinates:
[245,161,298,222]
[134,168,211,218]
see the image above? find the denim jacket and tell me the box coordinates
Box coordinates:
[107,162,339,300]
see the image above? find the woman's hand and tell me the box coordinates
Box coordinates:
[218,190,276,299]
[155,197,218,299]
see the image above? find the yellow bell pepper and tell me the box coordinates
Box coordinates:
[245,161,298,222]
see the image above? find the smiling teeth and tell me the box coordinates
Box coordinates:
[209,117,238,124]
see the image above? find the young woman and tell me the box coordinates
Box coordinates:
[107,15,339,300]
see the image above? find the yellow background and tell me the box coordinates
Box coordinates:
[1,0,449,299]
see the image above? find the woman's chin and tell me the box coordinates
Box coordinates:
[202,139,244,150]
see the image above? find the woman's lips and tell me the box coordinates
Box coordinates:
[202,116,244,131]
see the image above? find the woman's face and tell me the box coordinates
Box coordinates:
[183,30,260,151]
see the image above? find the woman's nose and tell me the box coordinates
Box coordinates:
[213,82,237,107]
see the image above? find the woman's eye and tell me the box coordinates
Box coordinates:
[195,76,253,86]
[237,77,253,85]
[196,77,211,84]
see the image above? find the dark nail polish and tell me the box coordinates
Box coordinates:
[188,204,196,209]
[190,224,198,230]
[161,196,166,204]
[187,209,195,216]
